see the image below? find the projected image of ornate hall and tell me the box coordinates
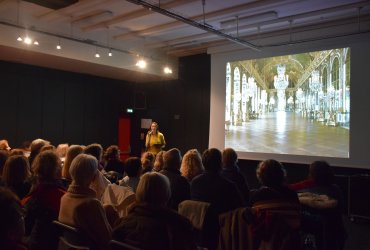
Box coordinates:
[225,48,350,158]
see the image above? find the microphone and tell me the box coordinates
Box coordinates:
[148,131,152,135]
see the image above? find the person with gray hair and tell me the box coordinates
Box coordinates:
[113,172,197,250]
[160,148,190,210]
[59,154,115,250]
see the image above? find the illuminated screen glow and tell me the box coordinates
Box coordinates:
[225,48,350,158]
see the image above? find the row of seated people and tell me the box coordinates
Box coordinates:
[0,138,346,250]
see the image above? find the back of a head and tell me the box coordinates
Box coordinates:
[32,150,61,182]
[2,155,30,186]
[69,154,98,186]
[62,145,84,179]
[56,143,69,158]
[0,140,11,151]
[124,157,141,177]
[104,145,120,161]
[222,148,238,168]
[153,151,165,172]
[83,143,103,161]
[0,150,9,175]
[202,148,222,173]
[309,160,334,186]
[29,138,50,165]
[163,148,182,170]
[0,187,24,243]
[256,159,286,187]
[136,172,171,207]
[180,149,204,180]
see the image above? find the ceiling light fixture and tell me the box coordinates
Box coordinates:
[163,66,172,74]
[108,49,113,57]
[56,38,61,49]
[24,36,32,45]
[136,59,146,69]
[33,40,39,45]
[95,47,100,58]
[125,0,260,51]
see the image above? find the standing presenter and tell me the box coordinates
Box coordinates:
[145,122,166,155]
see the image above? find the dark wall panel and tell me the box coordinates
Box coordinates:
[17,76,43,144]
[64,82,85,145]
[1,75,19,144]
[42,80,65,144]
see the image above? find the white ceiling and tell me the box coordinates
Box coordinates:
[0,0,369,82]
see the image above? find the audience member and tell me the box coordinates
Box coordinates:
[59,154,116,250]
[104,145,125,177]
[153,150,165,172]
[294,161,347,250]
[84,143,110,200]
[0,139,11,151]
[62,145,84,186]
[0,187,27,250]
[221,148,249,203]
[56,143,69,164]
[120,157,141,192]
[113,172,197,250]
[0,149,9,185]
[2,155,32,199]
[9,149,25,156]
[141,151,155,174]
[190,148,244,250]
[180,149,204,182]
[250,159,301,250]
[28,138,50,167]
[161,148,190,210]
[22,150,66,250]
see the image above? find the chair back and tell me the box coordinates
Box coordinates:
[53,220,93,250]
[109,240,142,250]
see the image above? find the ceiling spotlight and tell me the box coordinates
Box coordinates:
[24,37,32,45]
[56,44,61,50]
[95,52,100,58]
[136,59,146,69]
[33,40,39,45]
[164,66,173,74]
[17,36,23,42]
[108,49,112,57]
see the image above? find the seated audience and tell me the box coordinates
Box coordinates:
[0,187,27,250]
[180,149,204,182]
[113,172,197,250]
[119,157,141,192]
[141,151,155,174]
[221,148,249,203]
[0,139,11,151]
[0,149,9,185]
[59,154,116,250]
[62,145,84,186]
[9,149,25,156]
[84,143,110,200]
[153,150,165,172]
[293,161,347,250]
[160,148,190,210]
[104,145,125,178]
[56,143,69,164]
[22,150,66,250]
[190,148,244,250]
[2,155,32,199]
[250,159,301,250]
[28,138,50,167]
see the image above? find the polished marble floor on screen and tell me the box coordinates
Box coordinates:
[225,111,349,158]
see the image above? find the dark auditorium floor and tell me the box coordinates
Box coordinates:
[343,216,370,250]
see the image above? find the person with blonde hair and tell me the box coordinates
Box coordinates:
[153,150,165,172]
[145,122,166,155]
[113,172,196,250]
[141,151,155,174]
[180,149,204,182]
[61,145,84,187]
[59,154,116,250]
